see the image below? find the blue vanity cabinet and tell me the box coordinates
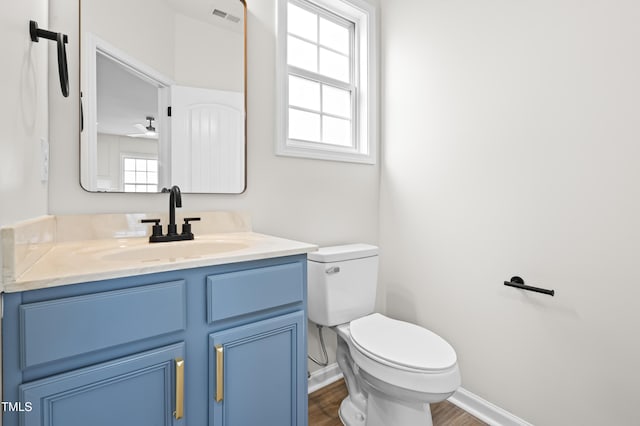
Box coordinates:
[2,255,308,426]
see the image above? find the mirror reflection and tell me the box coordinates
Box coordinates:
[80,0,246,193]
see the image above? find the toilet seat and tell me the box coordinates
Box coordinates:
[336,316,461,395]
[349,313,457,373]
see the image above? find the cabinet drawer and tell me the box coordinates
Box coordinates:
[19,280,186,369]
[207,262,304,324]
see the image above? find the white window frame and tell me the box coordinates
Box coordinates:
[276,0,378,164]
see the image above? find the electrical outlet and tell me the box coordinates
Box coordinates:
[41,137,49,182]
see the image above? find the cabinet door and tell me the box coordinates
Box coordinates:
[19,343,185,426]
[209,311,307,426]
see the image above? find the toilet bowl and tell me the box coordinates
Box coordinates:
[307,244,461,426]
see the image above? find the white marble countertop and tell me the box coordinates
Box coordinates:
[5,232,316,292]
[1,213,317,293]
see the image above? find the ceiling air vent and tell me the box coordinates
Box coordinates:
[212,9,227,18]
[212,8,240,24]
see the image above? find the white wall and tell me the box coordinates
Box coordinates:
[0,0,49,228]
[379,0,640,424]
[49,0,379,372]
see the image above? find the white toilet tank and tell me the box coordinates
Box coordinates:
[307,244,379,327]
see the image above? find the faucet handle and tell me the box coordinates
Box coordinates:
[141,219,164,239]
[181,217,201,238]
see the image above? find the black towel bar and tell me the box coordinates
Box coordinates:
[504,276,555,296]
[29,20,69,97]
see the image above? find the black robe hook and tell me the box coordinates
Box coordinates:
[29,20,69,97]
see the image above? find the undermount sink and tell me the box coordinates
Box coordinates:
[101,240,249,262]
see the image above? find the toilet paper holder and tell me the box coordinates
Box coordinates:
[504,276,555,296]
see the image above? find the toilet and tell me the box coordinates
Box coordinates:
[307,244,461,426]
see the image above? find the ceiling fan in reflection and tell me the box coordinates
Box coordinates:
[127,116,158,139]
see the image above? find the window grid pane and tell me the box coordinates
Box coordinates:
[289,75,321,111]
[288,3,318,42]
[123,157,158,193]
[288,78,354,146]
[322,85,351,119]
[319,48,350,83]
[286,0,357,149]
[289,108,321,142]
[319,17,350,55]
[322,116,351,146]
[288,36,318,73]
[287,1,353,83]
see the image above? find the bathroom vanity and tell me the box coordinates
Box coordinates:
[1,213,315,426]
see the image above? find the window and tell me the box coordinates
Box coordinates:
[122,157,158,192]
[277,0,378,164]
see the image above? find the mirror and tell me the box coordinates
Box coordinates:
[80,0,246,193]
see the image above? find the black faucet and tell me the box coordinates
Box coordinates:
[167,185,182,236]
[141,185,201,243]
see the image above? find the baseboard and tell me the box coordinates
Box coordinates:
[307,362,343,394]
[448,387,532,426]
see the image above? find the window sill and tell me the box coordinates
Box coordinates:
[276,143,376,165]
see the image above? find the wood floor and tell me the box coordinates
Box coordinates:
[309,379,487,426]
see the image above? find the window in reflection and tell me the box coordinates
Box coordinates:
[123,157,158,192]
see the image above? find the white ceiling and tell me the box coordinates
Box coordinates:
[96,53,159,137]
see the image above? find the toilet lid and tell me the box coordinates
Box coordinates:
[350,313,457,372]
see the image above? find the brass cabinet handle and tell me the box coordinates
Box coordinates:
[174,358,184,419]
[215,345,224,402]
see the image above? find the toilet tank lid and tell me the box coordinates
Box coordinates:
[308,244,378,263]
